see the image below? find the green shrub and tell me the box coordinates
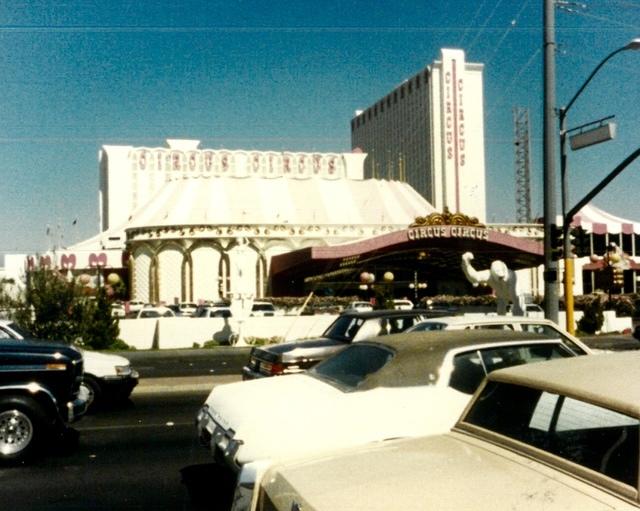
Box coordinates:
[577,295,604,334]
[245,336,283,346]
[6,268,122,350]
[105,338,134,351]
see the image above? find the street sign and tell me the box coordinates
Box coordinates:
[570,122,616,150]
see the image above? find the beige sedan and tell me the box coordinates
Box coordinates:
[258,351,640,510]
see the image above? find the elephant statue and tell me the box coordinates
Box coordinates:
[461,252,524,316]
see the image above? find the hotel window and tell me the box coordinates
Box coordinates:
[408,82,412,94]
[368,109,372,120]
[400,86,404,99]
[387,96,391,108]
[416,75,420,88]
[380,101,384,113]
[351,120,355,132]
[374,104,377,116]
[394,91,397,103]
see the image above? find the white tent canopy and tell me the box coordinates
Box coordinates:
[125,175,435,229]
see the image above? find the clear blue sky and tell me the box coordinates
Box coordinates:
[1,1,639,262]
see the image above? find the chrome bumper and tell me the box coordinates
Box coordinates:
[196,405,243,470]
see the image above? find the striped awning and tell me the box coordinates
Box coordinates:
[572,203,640,235]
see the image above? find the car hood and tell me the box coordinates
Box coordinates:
[204,376,469,465]
[263,432,625,511]
[76,349,131,377]
[0,337,79,356]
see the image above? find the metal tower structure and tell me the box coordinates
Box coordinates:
[513,106,532,223]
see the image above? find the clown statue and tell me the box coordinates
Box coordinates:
[461,252,525,316]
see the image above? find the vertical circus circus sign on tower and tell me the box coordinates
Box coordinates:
[441,49,466,213]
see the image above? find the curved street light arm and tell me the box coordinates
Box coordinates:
[566,146,640,223]
[562,38,640,120]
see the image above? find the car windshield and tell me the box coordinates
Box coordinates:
[309,343,394,390]
[6,322,33,338]
[465,382,640,487]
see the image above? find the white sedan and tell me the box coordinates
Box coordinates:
[196,329,592,510]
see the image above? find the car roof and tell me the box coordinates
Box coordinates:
[350,330,568,390]
[417,315,555,326]
[340,308,430,318]
[486,350,640,418]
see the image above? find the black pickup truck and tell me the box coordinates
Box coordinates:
[0,337,87,462]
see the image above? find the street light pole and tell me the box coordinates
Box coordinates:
[560,38,640,334]
[543,0,559,322]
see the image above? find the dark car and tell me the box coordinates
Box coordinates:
[242,309,444,379]
[0,337,87,462]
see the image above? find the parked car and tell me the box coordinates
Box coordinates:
[0,336,87,462]
[392,298,414,310]
[136,306,175,318]
[126,300,145,314]
[197,330,592,510]
[406,315,587,353]
[196,305,232,318]
[178,302,198,317]
[0,320,138,410]
[249,302,277,317]
[242,309,434,379]
[256,350,640,511]
[110,302,126,318]
[344,301,373,312]
[507,302,545,317]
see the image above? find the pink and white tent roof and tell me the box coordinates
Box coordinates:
[572,203,640,235]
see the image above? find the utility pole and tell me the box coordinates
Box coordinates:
[543,0,559,322]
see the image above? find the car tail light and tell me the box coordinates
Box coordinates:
[261,361,285,375]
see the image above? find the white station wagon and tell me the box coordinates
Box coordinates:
[258,351,640,510]
[196,329,593,510]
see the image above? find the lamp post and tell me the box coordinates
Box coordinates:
[543,0,559,322]
[560,38,640,334]
[409,271,427,302]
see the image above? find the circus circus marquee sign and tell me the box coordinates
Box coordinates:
[407,209,488,241]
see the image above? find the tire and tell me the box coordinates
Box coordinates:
[80,375,102,411]
[0,396,47,463]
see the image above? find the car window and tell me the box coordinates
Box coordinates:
[253,303,275,311]
[448,343,574,395]
[465,382,640,487]
[519,324,587,355]
[351,318,384,340]
[448,351,486,394]
[410,322,447,332]
[324,316,365,341]
[310,344,394,390]
[473,324,514,330]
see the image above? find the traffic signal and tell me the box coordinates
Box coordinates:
[549,223,563,260]
[569,226,591,257]
[613,267,624,286]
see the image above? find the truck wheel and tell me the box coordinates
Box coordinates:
[0,397,46,463]
[80,375,102,410]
